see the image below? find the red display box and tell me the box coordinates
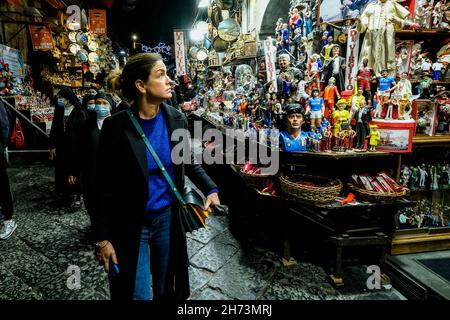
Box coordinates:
[370,119,416,153]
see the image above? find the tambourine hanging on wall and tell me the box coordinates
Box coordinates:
[218,18,240,42]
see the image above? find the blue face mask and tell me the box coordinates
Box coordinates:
[95,105,110,118]
[86,103,95,111]
[57,98,65,107]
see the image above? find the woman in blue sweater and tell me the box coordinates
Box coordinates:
[95,53,220,301]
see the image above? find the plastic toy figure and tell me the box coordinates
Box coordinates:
[324,45,346,92]
[356,0,411,75]
[418,164,429,188]
[432,59,444,80]
[356,58,375,102]
[377,69,397,114]
[401,165,411,187]
[306,89,325,131]
[295,79,309,102]
[410,166,418,190]
[279,105,308,152]
[322,77,341,118]
[353,100,372,151]
[417,72,432,98]
[399,94,412,120]
[349,87,366,120]
[281,23,290,52]
[275,18,284,37]
[332,99,350,137]
[394,72,412,99]
[368,124,380,152]
[304,7,313,36]
[320,36,335,66]
[281,73,293,102]
[277,54,302,99]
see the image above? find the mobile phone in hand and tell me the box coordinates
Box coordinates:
[109,257,119,277]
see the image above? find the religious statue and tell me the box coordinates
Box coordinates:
[356,0,411,76]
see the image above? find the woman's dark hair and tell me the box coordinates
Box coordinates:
[82,94,95,108]
[57,87,82,109]
[112,53,163,101]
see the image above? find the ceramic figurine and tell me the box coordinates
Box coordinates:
[332,99,350,138]
[432,59,444,80]
[356,58,375,102]
[353,100,372,151]
[368,124,380,152]
[322,77,341,118]
[324,44,346,93]
[306,89,325,131]
[418,164,429,188]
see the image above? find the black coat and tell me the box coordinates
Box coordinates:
[95,103,217,300]
[0,100,12,154]
[49,102,89,177]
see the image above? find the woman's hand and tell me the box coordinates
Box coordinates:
[96,240,118,273]
[204,192,220,213]
[49,148,56,161]
[68,176,77,185]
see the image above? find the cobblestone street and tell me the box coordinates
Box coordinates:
[0,160,405,300]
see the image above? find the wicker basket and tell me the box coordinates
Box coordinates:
[231,163,275,189]
[280,174,343,203]
[348,183,409,202]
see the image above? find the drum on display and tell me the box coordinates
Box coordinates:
[218,18,240,42]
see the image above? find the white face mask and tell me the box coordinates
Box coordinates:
[64,105,74,116]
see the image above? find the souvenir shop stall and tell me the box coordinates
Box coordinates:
[0,0,118,152]
[178,0,450,288]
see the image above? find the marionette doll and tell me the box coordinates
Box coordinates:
[369,124,381,152]
[322,77,341,118]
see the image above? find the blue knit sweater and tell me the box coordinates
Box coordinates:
[138,112,175,213]
[138,111,218,214]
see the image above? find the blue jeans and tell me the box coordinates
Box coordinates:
[133,206,172,300]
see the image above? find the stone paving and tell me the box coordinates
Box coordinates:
[0,161,406,300]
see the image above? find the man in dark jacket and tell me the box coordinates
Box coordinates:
[0,99,17,240]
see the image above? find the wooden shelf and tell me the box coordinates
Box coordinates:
[396,29,449,36]
[413,135,450,146]
[222,55,257,66]
[391,227,450,255]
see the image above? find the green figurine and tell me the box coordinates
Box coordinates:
[410,166,418,190]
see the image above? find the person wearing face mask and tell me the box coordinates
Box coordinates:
[95,53,221,301]
[68,93,116,230]
[49,87,88,210]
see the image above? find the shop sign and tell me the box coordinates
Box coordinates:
[0,44,24,83]
[29,25,54,51]
[89,9,107,35]
[174,31,187,76]
[344,28,360,91]
[263,39,277,93]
